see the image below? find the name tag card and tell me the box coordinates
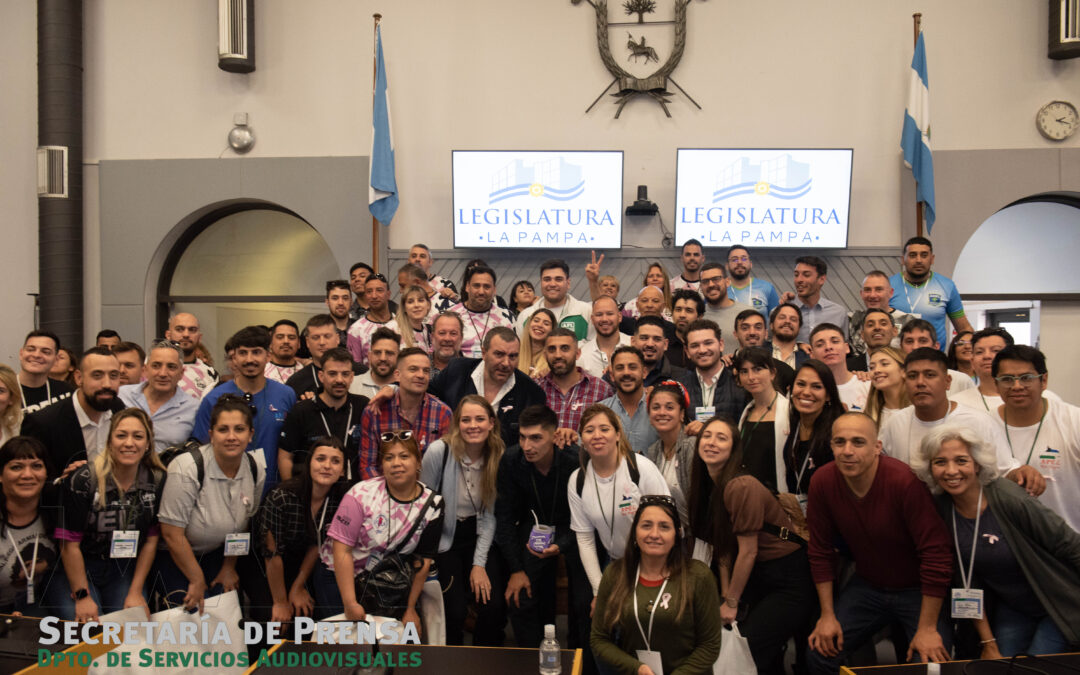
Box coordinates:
[224,532,251,557]
[110,530,140,559]
[951,588,984,620]
[694,406,715,422]
[635,650,664,675]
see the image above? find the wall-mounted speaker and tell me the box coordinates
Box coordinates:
[1049,0,1080,59]
[218,0,255,73]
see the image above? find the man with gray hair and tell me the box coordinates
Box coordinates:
[119,339,199,452]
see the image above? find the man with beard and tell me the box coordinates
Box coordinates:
[397,263,452,316]
[598,346,656,453]
[515,259,593,341]
[669,239,705,294]
[350,328,400,399]
[733,309,795,392]
[278,347,369,482]
[346,273,396,367]
[429,326,546,447]
[769,302,807,370]
[810,323,871,412]
[118,339,198,452]
[789,256,848,344]
[888,237,972,351]
[325,279,355,347]
[193,325,297,492]
[534,328,613,441]
[633,316,687,388]
[286,314,354,399]
[847,308,897,372]
[430,312,464,378]
[678,318,745,433]
[700,262,753,355]
[165,312,219,399]
[347,262,374,321]
[668,289,703,369]
[112,342,145,387]
[578,296,630,379]
[878,348,1041,497]
[264,319,305,384]
[448,263,514,359]
[726,245,780,319]
[848,271,914,357]
[22,346,125,477]
[17,330,74,413]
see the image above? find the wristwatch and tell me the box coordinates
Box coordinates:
[723,596,738,608]
[71,588,89,601]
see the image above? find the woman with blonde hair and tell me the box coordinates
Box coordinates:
[864,346,910,428]
[396,285,434,352]
[622,262,674,319]
[518,308,556,378]
[0,366,24,446]
[52,408,166,620]
[421,395,507,645]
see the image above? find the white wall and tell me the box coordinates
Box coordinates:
[2,0,1080,357]
[1038,301,1080,404]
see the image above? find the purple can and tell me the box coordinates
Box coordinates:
[528,524,555,552]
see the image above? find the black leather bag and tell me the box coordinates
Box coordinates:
[354,495,434,619]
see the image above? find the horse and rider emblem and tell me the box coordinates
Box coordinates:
[573,0,703,118]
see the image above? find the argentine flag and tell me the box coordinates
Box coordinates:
[901,31,935,232]
[369,24,398,227]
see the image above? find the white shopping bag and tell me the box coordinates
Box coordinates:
[714,621,756,674]
[419,577,445,645]
[89,590,246,675]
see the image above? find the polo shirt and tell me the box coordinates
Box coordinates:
[119,383,199,452]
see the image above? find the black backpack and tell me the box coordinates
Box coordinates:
[160,439,258,488]
[575,451,640,497]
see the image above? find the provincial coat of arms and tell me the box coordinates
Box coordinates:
[573,0,703,118]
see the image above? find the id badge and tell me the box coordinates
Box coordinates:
[224,532,251,557]
[110,530,139,559]
[635,650,664,675]
[26,581,34,605]
[694,406,715,422]
[950,588,984,620]
[797,493,809,515]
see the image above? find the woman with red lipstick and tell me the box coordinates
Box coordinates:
[911,425,1080,658]
[688,416,815,675]
[781,360,844,509]
[53,408,165,621]
[255,436,348,622]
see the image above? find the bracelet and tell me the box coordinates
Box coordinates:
[980,638,997,645]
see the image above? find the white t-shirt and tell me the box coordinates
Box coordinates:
[947,369,976,395]
[578,334,632,379]
[879,402,1020,475]
[950,387,1062,413]
[568,454,669,561]
[835,375,871,412]
[991,397,1080,533]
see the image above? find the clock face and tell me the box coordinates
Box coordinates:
[1036,101,1079,141]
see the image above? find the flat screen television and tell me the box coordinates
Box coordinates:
[674,148,854,249]
[452,150,624,249]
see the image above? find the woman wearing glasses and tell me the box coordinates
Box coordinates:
[328,429,444,629]
[910,424,1080,658]
[420,395,506,645]
[590,494,722,675]
[158,396,266,612]
[568,404,670,602]
[644,381,695,529]
[0,437,57,615]
[782,360,844,509]
[688,417,815,675]
[734,347,790,494]
[254,436,348,622]
[947,330,975,380]
[52,409,165,621]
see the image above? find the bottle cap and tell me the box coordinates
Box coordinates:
[544,624,555,639]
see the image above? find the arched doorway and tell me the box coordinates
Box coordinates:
[156,203,339,364]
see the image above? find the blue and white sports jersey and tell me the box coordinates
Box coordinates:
[727,277,780,320]
[888,272,965,349]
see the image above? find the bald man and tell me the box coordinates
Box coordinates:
[165,312,219,399]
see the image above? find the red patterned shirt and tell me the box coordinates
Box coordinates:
[358,392,452,479]
[534,368,614,431]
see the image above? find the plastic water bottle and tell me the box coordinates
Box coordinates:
[539,623,561,675]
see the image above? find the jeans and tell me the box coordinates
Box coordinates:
[153,547,226,608]
[507,539,593,651]
[993,602,1069,657]
[47,557,139,620]
[806,575,953,675]
[312,559,344,619]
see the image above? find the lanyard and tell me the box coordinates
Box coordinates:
[1004,400,1047,467]
[466,309,493,346]
[530,463,559,524]
[319,404,354,480]
[901,272,933,313]
[795,443,813,494]
[950,487,983,591]
[315,497,330,549]
[741,393,777,443]
[592,467,617,544]
[20,380,50,410]
[5,528,39,588]
[632,566,669,651]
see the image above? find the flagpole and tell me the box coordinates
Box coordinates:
[371,13,382,273]
[913,12,924,238]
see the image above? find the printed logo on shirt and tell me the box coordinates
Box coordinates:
[618,492,636,516]
[928,293,943,307]
[1039,447,1062,472]
[752,298,765,310]
[373,514,389,534]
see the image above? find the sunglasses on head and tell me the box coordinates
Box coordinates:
[219,393,258,418]
[639,494,677,509]
[380,430,414,443]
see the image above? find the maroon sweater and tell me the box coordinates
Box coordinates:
[806,456,953,598]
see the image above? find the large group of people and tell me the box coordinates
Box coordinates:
[1,237,1078,674]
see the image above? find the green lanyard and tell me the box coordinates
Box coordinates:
[1004,399,1047,467]
[741,393,778,443]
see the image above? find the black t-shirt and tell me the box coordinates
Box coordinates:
[279,394,370,481]
[285,363,365,400]
[20,378,74,414]
[57,463,165,560]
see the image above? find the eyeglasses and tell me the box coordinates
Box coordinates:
[639,495,677,509]
[727,256,750,264]
[380,430,414,443]
[219,392,258,418]
[955,340,972,347]
[700,276,725,286]
[994,373,1044,386]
